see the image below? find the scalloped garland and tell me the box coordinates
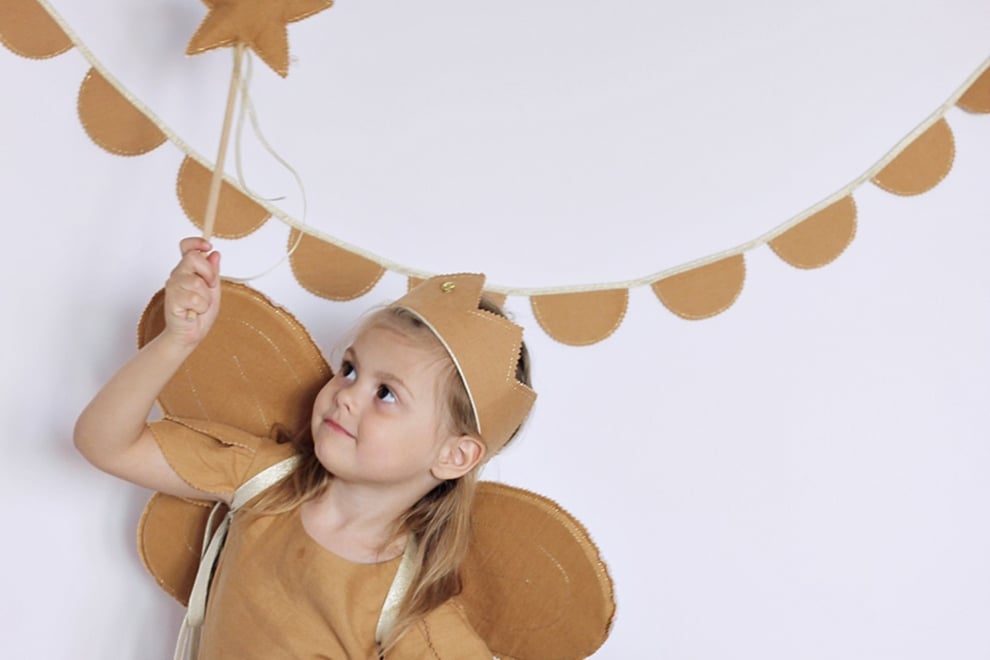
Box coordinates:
[1,0,989,346]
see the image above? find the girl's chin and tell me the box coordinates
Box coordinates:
[312,432,351,467]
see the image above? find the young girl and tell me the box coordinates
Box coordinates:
[74,237,537,658]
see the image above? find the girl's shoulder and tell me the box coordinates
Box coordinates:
[149,415,297,495]
[391,598,491,659]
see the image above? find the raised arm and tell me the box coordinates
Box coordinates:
[74,237,228,501]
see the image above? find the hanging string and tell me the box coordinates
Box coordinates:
[223,51,309,284]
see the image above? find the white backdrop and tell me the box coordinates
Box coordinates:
[2,1,989,658]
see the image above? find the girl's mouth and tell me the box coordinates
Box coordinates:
[324,417,356,439]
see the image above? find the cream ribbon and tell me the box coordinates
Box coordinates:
[375,537,418,653]
[173,456,300,660]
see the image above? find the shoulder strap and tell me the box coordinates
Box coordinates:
[231,456,301,511]
[173,456,301,660]
[375,538,418,651]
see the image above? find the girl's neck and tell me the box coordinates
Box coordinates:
[300,480,416,564]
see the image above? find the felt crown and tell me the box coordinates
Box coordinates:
[393,274,536,452]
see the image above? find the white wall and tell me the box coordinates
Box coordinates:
[2,1,989,657]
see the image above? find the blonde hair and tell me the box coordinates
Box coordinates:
[250,296,532,653]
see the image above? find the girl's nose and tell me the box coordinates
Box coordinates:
[333,380,358,412]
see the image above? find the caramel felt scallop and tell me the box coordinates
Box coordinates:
[652,254,745,320]
[0,0,72,59]
[289,230,385,301]
[78,68,166,156]
[177,157,271,238]
[769,196,857,269]
[530,289,628,346]
[872,119,955,196]
[957,67,990,114]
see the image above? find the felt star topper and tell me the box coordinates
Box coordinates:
[187,0,334,77]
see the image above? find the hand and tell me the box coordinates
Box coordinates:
[162,237,222,349]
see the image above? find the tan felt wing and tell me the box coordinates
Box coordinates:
[137,280,331,436]
[138,493,216,607]
[463,482,616,660]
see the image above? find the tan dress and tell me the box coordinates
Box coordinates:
[151,417,492,659]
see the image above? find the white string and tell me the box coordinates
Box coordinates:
[224,51,308,284]
[30,0,990,296]
[233,53,309,215]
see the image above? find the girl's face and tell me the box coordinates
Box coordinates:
[310,323,456,491]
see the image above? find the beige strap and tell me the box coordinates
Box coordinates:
[375,538,418,651]
[173,456,300,660]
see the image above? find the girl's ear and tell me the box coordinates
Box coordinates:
[432,435,486,480]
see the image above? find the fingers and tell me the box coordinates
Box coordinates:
[176,238,220,287]
[167,238,221,320]
[178,236,211,256]
[167,277,211,319]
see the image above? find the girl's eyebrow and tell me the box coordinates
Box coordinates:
[346,346,413,400]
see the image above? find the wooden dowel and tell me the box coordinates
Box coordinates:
[202,43,245,241]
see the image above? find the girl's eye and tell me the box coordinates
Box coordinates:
[376,384,396,403]
[340,361,357,381]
